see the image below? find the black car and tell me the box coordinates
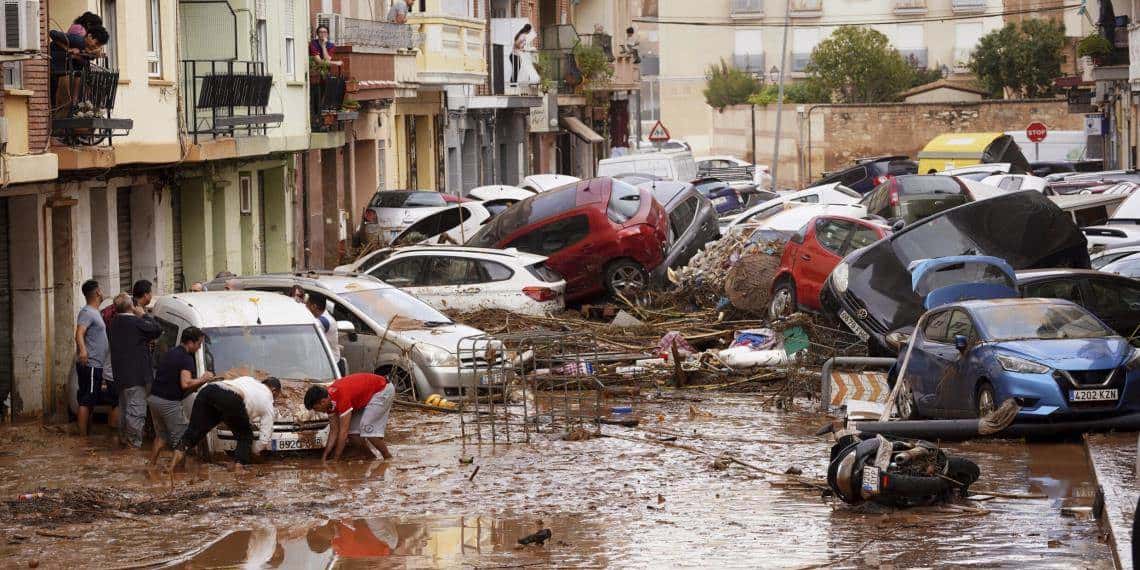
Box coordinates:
[815,156,918,195]
[639,180,719,279]
[859,175,972,227]
[820,191,1091,355]
[1017,269,1140,346]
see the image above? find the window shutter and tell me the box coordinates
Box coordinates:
[283,0,295,37]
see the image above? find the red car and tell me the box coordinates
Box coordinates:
[768,215,890,318]
[467,177,669,301]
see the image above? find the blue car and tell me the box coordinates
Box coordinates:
[898,298,1140,420]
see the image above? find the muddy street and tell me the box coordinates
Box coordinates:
[0,393,1118,569]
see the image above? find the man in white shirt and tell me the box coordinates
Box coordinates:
[169,376,280,471]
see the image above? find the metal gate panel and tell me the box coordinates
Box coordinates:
[116,187,132,293]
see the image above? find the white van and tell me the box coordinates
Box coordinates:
[150,292,341,454]
[597,149,698,182]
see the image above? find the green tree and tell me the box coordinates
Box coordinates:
[804,26,914,104]
[968,19,1065,99]
[747,82,830,105]
[703,59,762,111]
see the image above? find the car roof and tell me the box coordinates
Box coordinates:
[227,273,394,295]
[854,155,910,164]
[1014,268,1133,281]
[953,297,1080,311]
[154,291,319,328]
[638,180,693,206]
[387,246,547,264]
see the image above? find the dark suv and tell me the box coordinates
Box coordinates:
[814,156,917,195]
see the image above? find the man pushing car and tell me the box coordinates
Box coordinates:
[304,373,395,461]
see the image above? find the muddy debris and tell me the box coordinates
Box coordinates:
[517,528,552,546]
[3,487,240,526]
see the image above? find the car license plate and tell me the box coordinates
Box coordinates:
[838,310,870,341]
[1070,389,1118,402]
[271,433,326,451]
[480,370,505,386]
[861,466,880,494]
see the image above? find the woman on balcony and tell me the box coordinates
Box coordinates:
[310,25,341,67]
[510,24,539,88]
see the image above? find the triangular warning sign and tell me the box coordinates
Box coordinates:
[647,120,670,142]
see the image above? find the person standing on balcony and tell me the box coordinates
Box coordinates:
[511,24,539,87]
[387,0,414,24]
[309,25,341,67]
[623,27,641,64]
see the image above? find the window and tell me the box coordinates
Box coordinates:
[1022,279,1083,304]
[607,180,642,223]
[146,0,161,77]
[255,19,268,63]
[2,62,21,89]
[283,0,296,79]
[1085,278,1140,317]
[814,219,853,254]
[733,29,763,72]
[480,261,514,282]
[792,27,821,71]
[669,196,700,240]
[896,24,924,50]
[847,226,882,252]
[506,215,590,256]
[954,22,984,66]
[101,0,117,68]
[424,257,483,286]
[946,310,975,341]
[922,310,952,343]
[370,257,424,286]
[329,300,373,336]
[839,167,868,188]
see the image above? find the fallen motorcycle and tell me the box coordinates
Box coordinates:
[827,431,980,508]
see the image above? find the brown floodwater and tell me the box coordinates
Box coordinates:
[0,393,1121,569]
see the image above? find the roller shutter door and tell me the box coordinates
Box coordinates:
[117,187,132,293]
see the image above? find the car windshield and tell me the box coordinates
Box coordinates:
[339,288,453,327]
[979,303,1113,341]
[203,325,336,381]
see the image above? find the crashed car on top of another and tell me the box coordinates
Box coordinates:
[820,190,1091,355]
[892,256,1140,420]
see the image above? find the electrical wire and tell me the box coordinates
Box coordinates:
[634,2,1083,28]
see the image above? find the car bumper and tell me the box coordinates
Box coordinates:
[362,223,403,244]
[820,279,889,353]
[216,423,330,451]
[421,365,509,399]
[994,369,1140,419]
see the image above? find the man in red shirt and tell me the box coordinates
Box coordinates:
[304,373,395,461]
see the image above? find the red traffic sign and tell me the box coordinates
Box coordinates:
[647,120,671,142]
[1026,121,1048,143]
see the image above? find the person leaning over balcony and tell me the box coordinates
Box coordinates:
[623,27,641,64]
[49,25,107,72]
[387,0,414,24]
[310,25,341,66]
[68,11,102,37]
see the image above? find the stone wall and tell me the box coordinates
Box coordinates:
[709,99,1085,189]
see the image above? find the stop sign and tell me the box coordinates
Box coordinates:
[1026,121,1048,143]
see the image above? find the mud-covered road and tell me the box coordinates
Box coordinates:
[0,393,1121,568]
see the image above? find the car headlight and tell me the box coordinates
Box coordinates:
[996,354,1051,374]
[417,344,459,367]
[1126,348,1140,371]
[832,262,850,294]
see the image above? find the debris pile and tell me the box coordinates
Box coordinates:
[4,487,239,526]
[669,232,786,314]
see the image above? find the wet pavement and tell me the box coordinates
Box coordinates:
[0,393,1122,568]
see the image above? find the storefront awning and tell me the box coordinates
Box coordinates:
[560,116,604,144]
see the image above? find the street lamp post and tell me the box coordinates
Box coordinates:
[770,0,792,192]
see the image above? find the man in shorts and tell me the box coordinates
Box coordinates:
[169,376,281,471]
[148,326,214,465]
[304,373,395,461]
[75,279,115,436]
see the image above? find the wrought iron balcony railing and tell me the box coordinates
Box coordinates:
[51,62,133,146]
[338,17,419,51]
[181,60,282,143]
[310,69,356,133]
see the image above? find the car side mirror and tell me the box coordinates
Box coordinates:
[337,358,348,377]
[336,320,355,333]
[954,335,969,352]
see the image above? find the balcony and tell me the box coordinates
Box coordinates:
[338,17,419,51]
[181,60,282,143]
[894,0,927,15]
[310,69,356,133]
[578,32,639,91]
[730,0,764,18]
[899,48,928,69]
[408,4,486,86]
[51,63,133,146]
[537,49,581,95]
[789,0,822,18]
[950,0,986,14]
[733,53,766,74]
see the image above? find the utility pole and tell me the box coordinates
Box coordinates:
[770,0,792,192]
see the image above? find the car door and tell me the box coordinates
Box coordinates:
[475,259,527,310]
[795,218,854,307]
[942,309,980,417]
[1081,277,1140,345]
[906,309,952,415]
[368,256,427,289]
[410,257,483,312]
[506,214,594,295]
[327,298,385,374]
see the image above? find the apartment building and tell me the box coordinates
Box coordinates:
[651,0,1006,154]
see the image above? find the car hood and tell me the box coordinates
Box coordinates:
[396,323,489,352]
[993,337,1132,370]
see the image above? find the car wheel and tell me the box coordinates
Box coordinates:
[605,260,648,298]
[379,366,417,402]
[975,382,996,418]
[769,280,797,320]
[896,380,920,420]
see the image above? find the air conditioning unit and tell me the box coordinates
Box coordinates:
[316,12,343,45]
[0,0,39,53]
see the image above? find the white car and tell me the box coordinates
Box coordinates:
[391,202,491,246]
[935,163,1012,180]
[720,183,862,234]
[1100,256,1140,278]
[980,174,1052,194]
[1082,191,1140,251]
[745,204,868,242]
[696,155,772,187]
[359,190,451,244]
[358,246,566,316]
[1092,244,1140,269]
[519,174,580,193]
[467,185,535,216]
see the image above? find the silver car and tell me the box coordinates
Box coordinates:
[215,273,502,402]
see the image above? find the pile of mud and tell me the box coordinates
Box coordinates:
[3,487,240,526]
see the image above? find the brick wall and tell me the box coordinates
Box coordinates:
[711,99,1086,188]
[25,3,49,154]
